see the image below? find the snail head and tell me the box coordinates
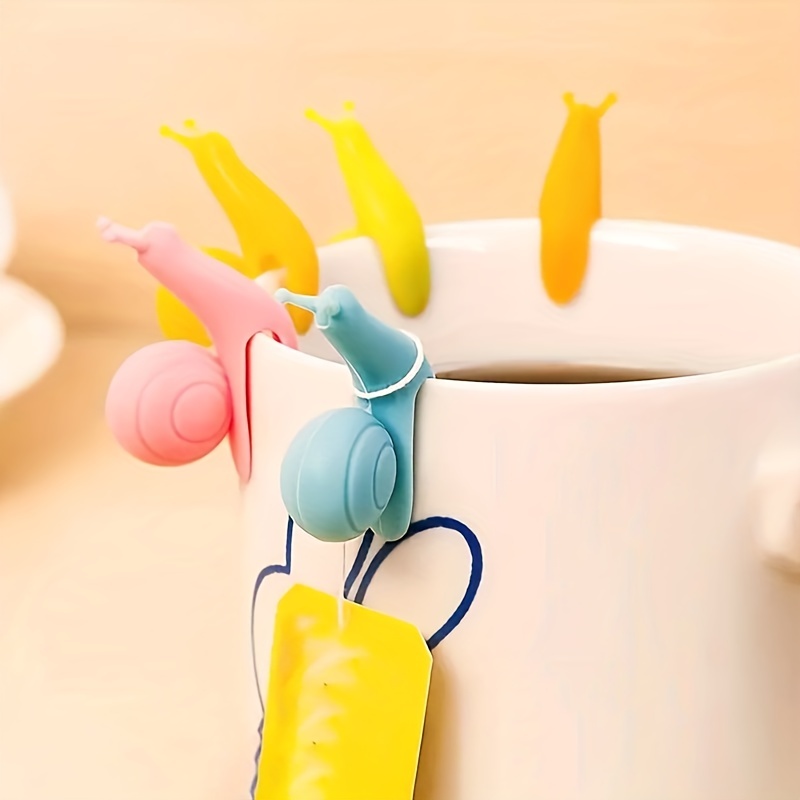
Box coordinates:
[276,285,359,330]
[160,119,233,158]
[562,92,618,119]
[277,285,421,403]
[305,102,370,153]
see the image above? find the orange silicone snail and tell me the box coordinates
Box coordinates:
[539,92,617,305]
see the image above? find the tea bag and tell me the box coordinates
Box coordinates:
[255,584,432,800]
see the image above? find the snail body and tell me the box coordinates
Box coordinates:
[307,103,430,318]
[155,248,247,347]
[155,284,212,347]
[539,92,616,305]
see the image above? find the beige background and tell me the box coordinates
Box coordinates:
[0,1,798,798]
[1,0,799,333]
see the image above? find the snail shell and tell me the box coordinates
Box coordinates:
[106,340,232,466]
[281,406,397,542]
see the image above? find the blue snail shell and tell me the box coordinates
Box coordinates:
[280,407,397,543]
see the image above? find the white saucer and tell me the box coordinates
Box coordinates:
[0,276,64,405]
[0,184,15,270]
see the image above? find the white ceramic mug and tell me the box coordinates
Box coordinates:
[244,219,800,800]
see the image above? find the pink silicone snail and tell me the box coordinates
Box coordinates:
[98,218,298,480]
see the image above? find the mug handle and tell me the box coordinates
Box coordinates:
[753,458,800,574]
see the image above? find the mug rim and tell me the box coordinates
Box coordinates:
[269,217,800,393]
[261,333,800,398]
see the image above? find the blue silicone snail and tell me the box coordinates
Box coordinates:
[276,285,433,543]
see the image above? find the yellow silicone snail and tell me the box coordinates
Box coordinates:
[161,120,319,335]
[306,102,431,318]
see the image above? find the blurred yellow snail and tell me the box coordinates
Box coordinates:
[306,102,431,318]
[161,119,319,335]
[539,92,617,305]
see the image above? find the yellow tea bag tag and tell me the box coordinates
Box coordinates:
[255,584,432,800]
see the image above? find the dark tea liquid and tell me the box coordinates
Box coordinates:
[436,362,686,384]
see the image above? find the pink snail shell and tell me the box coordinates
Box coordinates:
[106,340,232,466]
